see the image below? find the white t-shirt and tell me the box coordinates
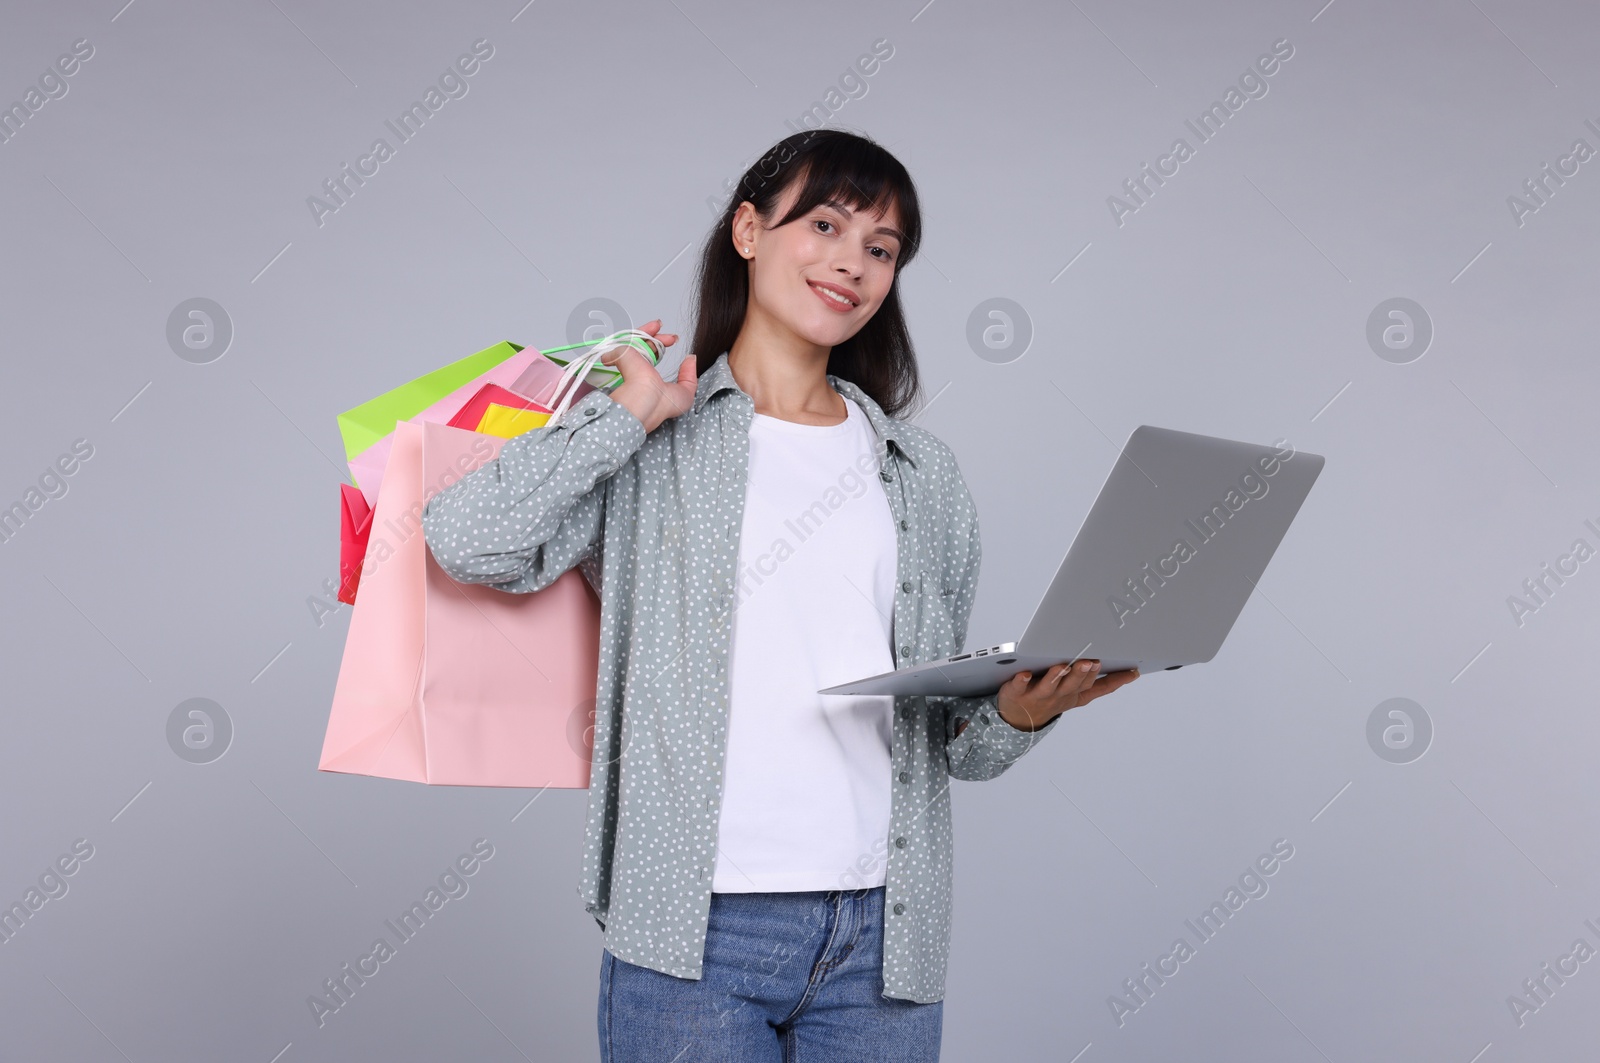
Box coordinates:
[710,395,899,893]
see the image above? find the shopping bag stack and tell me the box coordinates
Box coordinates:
[318,331,662,788]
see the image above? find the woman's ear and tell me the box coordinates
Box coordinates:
[730,200,758,258]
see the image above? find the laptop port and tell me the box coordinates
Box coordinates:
[975,649,988,656]
[950,654,971,661]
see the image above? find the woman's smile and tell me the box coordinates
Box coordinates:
[808,279,860,313]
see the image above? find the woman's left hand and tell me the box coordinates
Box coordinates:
[991,659,1140,732]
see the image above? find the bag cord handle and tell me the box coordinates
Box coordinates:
[543,329,665,426]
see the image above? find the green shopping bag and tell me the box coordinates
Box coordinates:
[336,341,525,464]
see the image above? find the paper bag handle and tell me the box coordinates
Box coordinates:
[542,329,665,425]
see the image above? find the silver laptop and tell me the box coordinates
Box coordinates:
[818,425,1325,698]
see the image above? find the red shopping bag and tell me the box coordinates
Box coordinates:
[319,420,601,787]
[338,483,374,605]
[446,382,552,434]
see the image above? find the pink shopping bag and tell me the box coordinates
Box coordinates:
[319,419,601,787]
[347,347,597,511]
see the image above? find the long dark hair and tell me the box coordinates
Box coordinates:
[686,130,925,418]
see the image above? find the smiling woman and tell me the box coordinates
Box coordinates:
[687,131,924,419]
[421,128,1139,1063]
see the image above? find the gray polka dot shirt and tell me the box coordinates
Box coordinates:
[420,351,1061,1003]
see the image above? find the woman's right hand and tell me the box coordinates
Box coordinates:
[600,320,696,434]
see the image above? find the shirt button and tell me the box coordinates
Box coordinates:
[893,903,905,915]
[899,644,911,657]
[899,519,909,530]
[894,836,906,849]
[898,771,910,783]
[584,406,599,418]
[880,470,893,482]
[901,581,913,593]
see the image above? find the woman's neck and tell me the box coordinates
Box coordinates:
[727,314,846,426]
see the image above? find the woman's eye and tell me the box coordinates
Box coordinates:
[815,217,893,261]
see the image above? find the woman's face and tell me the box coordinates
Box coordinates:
[736,182,904,349]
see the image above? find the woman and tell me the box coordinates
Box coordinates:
[421,130,1140,1062]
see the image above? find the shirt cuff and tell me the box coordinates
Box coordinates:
[548,388,646,459]
[971,699,1062,759]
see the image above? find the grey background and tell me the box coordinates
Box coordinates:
[2,0,1597,1059]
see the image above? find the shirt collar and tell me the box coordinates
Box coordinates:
[692,350,920,469]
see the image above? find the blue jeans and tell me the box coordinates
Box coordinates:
[597,885,943,1062]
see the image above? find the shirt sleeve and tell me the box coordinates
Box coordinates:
[933,459,1062,781]
[421,387,646,595]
